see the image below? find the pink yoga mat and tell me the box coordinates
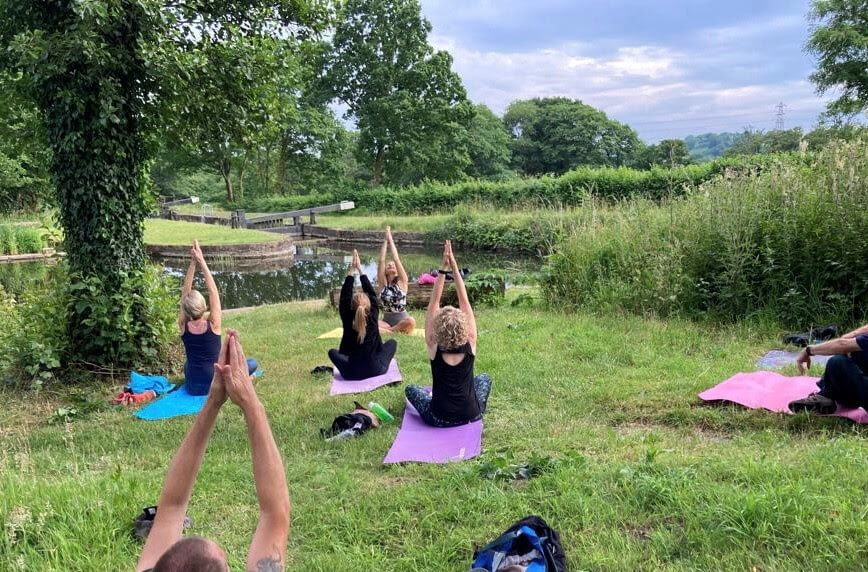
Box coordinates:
[384,400,483,464]
[330,359,402,396]
[699,371,868,424]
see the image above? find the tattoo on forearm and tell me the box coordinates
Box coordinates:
[253,551,283,572]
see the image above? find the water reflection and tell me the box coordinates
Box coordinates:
[0,242,537,310]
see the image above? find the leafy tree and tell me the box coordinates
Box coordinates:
[725,128,803,156]
[634,139,691,169]
[462,104,513,179]
[504,97,640,175]
[806,0,868,117]
[325,0,473,186]
[684,132,744,161]
[0,71,52,213]
[0,0,326,367]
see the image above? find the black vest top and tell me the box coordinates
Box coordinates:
[430,342,479,421]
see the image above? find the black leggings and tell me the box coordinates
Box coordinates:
[817,355,868,409]
[328,339,397,380]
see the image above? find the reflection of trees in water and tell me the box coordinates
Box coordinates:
[0,247,536,310]
[161,244,537,309]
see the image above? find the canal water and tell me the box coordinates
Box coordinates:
[0,242,539,310]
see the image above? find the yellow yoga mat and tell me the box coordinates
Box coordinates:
[317,327,426,339]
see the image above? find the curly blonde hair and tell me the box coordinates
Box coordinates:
[433,306,468,350]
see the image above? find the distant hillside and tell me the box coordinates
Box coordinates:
[684,132,744,161]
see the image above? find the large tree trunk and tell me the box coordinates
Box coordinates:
[372,145,385,186]
[220,156,235,202]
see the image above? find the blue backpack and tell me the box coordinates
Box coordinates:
[471,516,567,572]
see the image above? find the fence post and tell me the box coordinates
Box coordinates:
[232,209,247,229]
[309,211,317,224]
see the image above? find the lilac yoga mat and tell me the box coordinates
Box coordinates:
[755,350,830,370]
[699,371,868,424]
[384,401,483,464]
[330,359,402,396]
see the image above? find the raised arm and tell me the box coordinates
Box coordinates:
[447,241,477,346]
[136,343,228,572]
[179,258,197,331]
[221,332,290,572]
[193,241,221,334]
[377,236,387,286]
[425,242,449,353]
[386,227,409,290]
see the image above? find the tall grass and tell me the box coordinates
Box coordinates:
[542,139,868,327]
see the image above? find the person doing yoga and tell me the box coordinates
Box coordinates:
[328,249,398,380]
[378,226,417,334]
[788,322,868,414]
[405,240,492,427]
[179,240,222,396]
[136,332,290,572]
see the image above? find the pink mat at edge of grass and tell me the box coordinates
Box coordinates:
[699,371,868,424]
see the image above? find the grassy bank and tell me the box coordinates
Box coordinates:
[2,300,866,570]
[144,219,285,246]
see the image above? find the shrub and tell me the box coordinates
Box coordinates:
[229,154,799,215]
[13,226,43,253]
[541,139,868,327]
[3,263,178,388]
[465,272,506,307]
[0,225,17,255]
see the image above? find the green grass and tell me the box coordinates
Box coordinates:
[2,300,866,570]
[144,219,285,246]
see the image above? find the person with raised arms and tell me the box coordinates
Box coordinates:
[136,331,290,572]
[328,249,398,380]
[405,240,492,427]
[377,226,417,334]
[178,240,222,396]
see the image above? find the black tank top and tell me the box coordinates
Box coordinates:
[430,342,479,422]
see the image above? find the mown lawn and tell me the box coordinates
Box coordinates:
[1,300,866,570]
[144,219,285,246]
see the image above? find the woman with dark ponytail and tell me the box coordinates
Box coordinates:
[328,250,397,380]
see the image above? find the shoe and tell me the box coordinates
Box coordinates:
[788,393,837,415]
[310,365,334,375]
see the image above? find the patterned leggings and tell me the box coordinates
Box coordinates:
[405,373,492,428]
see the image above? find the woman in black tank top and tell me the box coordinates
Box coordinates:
[405,241,492,427]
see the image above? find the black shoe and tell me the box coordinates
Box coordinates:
[788,393,837,415]
[310,365,334,375]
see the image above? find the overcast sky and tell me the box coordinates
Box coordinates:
[420,0,831,142]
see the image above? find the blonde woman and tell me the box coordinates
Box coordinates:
[179,240,222,396]
[405,241,492,427]
[328,249,397,380]
[377,226,416,334]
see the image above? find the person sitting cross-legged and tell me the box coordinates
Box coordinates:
[788,322,868,415]
[136,331,290,572]
[405,240,492,427]
[179,240,222,396]
[328,249,398,380]
[377,226,416,334]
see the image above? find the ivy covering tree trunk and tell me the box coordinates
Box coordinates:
[0,0,326,369]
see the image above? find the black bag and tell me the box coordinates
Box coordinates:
[471,515,567,571]
[319,412,373,439]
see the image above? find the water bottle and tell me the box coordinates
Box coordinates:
[367,402,394,423]
[325,423,363,442]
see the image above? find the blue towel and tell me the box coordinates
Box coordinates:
[129,371,174,396]
[134,386,207,421]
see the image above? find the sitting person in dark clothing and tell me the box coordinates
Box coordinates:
[328,249,397,380]
[179,240,222,396]
[405,240,492,427]
[789,322,868,414]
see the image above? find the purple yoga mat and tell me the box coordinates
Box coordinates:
[756,350,830,370]
[330,359,402,396]
[384,400,483,464]
[699,371,868,424]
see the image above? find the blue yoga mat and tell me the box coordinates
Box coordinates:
[134,363,264,421]
[135,386,208,421]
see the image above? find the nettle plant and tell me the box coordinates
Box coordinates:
[0,0,327,369]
